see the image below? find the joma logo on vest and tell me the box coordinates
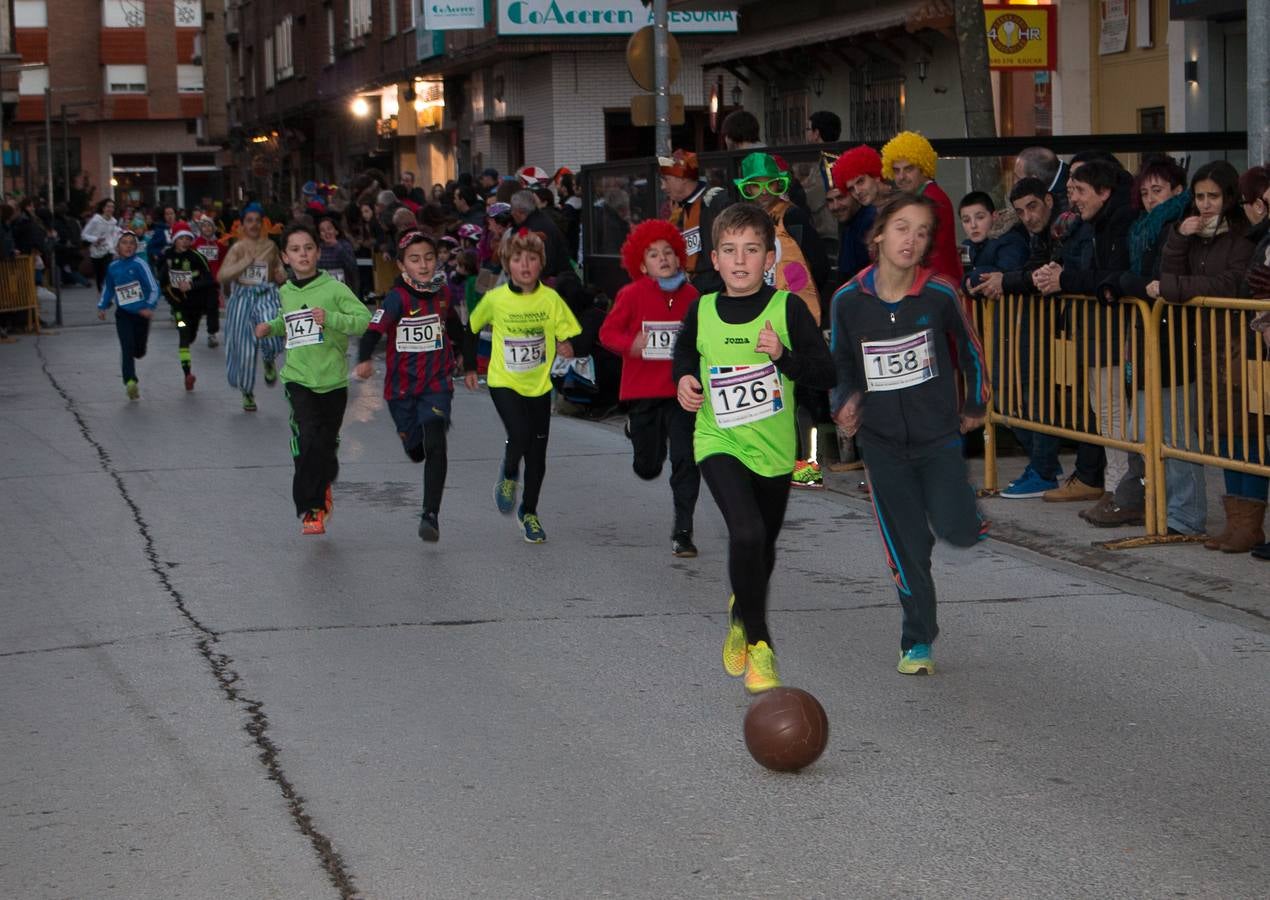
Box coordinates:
[723,337,749,344]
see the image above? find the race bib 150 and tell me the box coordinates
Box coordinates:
[396,314,443,353]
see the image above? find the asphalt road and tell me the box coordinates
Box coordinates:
[3,309,1268,899]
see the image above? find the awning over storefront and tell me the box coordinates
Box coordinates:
[701,1,921,65]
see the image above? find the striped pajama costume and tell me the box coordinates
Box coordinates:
[224,282,283,394]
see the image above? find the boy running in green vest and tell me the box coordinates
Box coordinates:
[672,203,835,693]
[255,223,371,534]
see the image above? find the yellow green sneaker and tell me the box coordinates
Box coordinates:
[744,641,782,694]
[897,643,934,675]
[791,459,824,489]
[722,595,746,677]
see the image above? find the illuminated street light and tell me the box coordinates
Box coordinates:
[351,97,370,117]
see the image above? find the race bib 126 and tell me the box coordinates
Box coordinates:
[708,363,784,429]
[396,314,443,353]
[861,330,937,392]
[284,309,323,349]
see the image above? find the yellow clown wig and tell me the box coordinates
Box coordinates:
[881,131,938,181]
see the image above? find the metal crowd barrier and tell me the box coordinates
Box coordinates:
[0,255,41,333]
[979,293,1270,544]
[1149,297,1270,536]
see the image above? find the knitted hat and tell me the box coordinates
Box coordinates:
[831,146,883,192]
[881,131,938,181]
[657,149,699,180]
[170,221,195,242]
[619,219,688,281]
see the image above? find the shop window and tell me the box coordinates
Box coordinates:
[105,65,147,94]
[18,66,49,95]
[178,64,204,93]
[174,0,201,27]
[103,0,145,28]
[14,1,48,28]
[764,90,809,147]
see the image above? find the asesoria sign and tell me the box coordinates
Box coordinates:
[499,0,738,34]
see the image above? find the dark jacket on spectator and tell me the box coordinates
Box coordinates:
[1001,205,1060,296]
[1056,199,1135,364]
[522,208,571,279]
[962,214,1029,294]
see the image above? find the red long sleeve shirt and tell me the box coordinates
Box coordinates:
[599,276,699,401]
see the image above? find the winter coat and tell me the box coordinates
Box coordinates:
[962,210,1029,294]
[1159,218,1257,438]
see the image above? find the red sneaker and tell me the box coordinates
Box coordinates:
[324,485,334,520]
[301,509,327,535]
[184,372,196,391]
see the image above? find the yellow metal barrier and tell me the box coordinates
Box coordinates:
[0,255,40,333]
[980,292,1270,545]
[980,293,1162,536]
[1149,297,1270,536]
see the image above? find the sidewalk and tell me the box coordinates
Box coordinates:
[27,284,1270,631]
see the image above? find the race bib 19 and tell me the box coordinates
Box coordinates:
[396,314,443,353]
[284,309,323,349]
[502,334,547,372]
[862,330,937,392]
[708,363,784,429]
[642,321,681,360]
[240,263,267,286]
[116,281,143,305]
[169,270,193,290]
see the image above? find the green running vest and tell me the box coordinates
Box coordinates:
[693,291,797,477]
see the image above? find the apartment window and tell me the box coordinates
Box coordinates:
[14,0,48,28]
[327,6,336,64]
[275,16,294,80]
[105,64,147,93]
[174,0,202,27]
[408,0,417,29]
[387,0,398,36]
[103,0,145,27]
[177,64,204,93]
[18,66,49,95]
[349,0,372,39]
[263,36,275,89]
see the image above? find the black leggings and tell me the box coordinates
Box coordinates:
[93,255,111,292]
[700,454,792,647]
[406,419,449,515]
[490,387,552,515]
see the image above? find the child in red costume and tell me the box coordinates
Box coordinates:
[599,219,703,558]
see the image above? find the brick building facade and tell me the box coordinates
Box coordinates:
[7,0,227,210]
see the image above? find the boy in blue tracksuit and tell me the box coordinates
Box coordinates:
[97,230,161,400]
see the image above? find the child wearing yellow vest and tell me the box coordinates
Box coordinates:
[672,203,835,694]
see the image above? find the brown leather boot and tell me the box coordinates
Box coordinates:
[1203,496,1237,550]
[1219,497,1267,553]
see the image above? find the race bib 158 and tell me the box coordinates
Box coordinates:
[861,330,937,392]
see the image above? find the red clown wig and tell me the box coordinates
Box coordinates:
[620,219,689,281]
